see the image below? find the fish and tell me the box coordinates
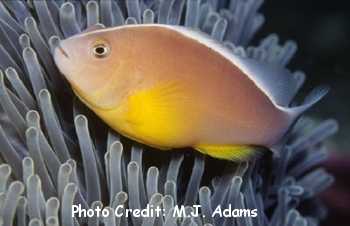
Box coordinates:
[53,24,328,161]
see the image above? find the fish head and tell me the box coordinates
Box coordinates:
[53,28,133,109]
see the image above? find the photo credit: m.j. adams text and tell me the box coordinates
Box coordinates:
[72,204,257,219]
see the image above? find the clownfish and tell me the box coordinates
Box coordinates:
[54,24,328,161]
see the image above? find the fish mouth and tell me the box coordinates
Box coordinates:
[53,41,72,79]
[58,45,69,59]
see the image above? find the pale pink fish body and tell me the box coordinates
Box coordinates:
[54,24,328,161]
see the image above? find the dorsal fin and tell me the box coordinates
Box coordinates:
[147,24,297,107]
[236,58,297,107]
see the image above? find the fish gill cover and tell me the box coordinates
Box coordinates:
[0,0,338,225]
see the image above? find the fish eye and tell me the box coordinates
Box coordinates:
[91,39,111,58]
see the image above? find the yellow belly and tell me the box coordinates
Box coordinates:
[92,79,198,148]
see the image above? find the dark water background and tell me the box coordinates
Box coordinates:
[255,1,350,225]
[256,0,350,150]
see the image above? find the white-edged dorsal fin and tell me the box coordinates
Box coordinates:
[157,24,297,107]
[236,58,297,107]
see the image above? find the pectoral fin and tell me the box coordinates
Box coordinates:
[124,78,199,147]
[194,144,265,162]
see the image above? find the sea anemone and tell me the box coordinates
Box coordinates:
[0,0,338,225]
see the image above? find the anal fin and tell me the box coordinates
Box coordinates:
[194,144,265,162]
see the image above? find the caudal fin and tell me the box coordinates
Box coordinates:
[287,85,329,120]
[271,85,329,157]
